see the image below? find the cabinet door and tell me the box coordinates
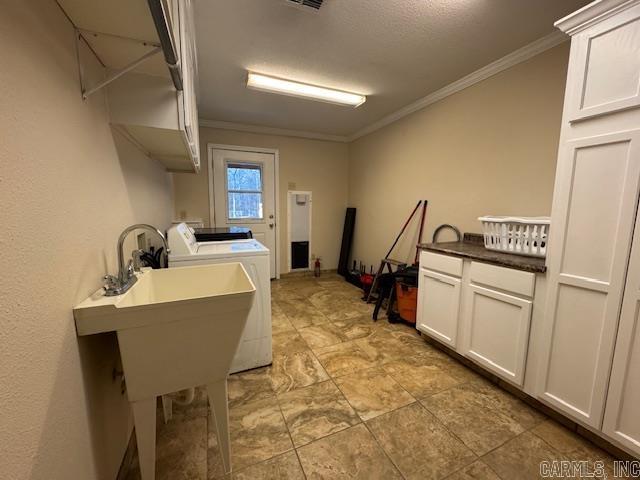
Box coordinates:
[602,207,640,455]
[462,284,532,386]
[566,3,640,122]
[163,0,181,58]
[416,268,461,348]
[537,129,640,427]
[177,0,200,169]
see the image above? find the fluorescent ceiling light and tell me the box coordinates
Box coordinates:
[247,72,366,107]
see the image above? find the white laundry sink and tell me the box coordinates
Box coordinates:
[74,262,255,480]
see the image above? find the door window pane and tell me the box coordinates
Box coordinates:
[228,193,263,219]
[227,166,262,191]
[226,163,263,220]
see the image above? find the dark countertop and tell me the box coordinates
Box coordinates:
[418,238,547,273]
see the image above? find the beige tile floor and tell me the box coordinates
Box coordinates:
[126,274,619,480]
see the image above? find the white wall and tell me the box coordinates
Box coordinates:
[0,2,174,479]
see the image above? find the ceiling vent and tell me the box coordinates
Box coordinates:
[285,0,324,12]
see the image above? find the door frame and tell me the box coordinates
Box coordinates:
[207,143,280,279]
[286,190,312,273]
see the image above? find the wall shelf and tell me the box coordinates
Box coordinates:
[60,0,200,173]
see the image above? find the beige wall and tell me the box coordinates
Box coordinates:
[348,43,569,269]
[0,2,173,479]
[173,128,349,272]
[0,2,571,478]
[174,47,569,276]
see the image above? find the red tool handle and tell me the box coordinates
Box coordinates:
[414,200,428,264]
[385,200,422,259]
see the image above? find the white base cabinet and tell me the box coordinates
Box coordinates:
[461,261,536,388]
[417,268,461,348]
[462,284,532,387]
[416,251,464,348]
[417,251,536,387]
[416,249,638,457]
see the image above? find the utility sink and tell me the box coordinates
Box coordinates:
[74,263,255,480]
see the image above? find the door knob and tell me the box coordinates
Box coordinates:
[269,214,274,219]
[269,223,274,229]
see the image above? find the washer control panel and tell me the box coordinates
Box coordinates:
[167,223,198,255]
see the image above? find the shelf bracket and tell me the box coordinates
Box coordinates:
[76,29,162,100]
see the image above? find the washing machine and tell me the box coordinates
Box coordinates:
[167,222,272,373]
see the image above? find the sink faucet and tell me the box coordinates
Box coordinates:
[103,224,170,296]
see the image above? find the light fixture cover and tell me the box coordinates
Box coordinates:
[247,72,366,107]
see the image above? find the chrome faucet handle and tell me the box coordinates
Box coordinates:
[126,259,135,279]
[103,274,119,292]
[106,223,167,297]
[132,249,144,272]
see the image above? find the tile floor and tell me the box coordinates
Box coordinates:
[126,274,619,480]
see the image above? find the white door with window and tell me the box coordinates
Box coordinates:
[210,148,277,278]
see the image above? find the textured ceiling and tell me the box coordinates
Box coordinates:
[195,0,590,137]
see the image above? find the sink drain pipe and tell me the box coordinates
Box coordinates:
[161,388,195,423]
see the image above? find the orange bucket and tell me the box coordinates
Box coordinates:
[395,282,418,324]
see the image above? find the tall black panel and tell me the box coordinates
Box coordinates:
[338,208,356,277]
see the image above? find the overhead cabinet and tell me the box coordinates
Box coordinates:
[534,0,640,456]
[564,2,640,122]
[59,0,200,172]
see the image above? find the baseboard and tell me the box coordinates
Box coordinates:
[280,268,337,279]
[420,334,634,461]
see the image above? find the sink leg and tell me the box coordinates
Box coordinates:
[161,395,173,424]
[131,397,157,480]
[206,379,232,474]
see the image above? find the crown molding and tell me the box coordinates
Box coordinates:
[348,31,568,141]
[555,0,639,34]
[198,119,349,143]
[201,31,569,144]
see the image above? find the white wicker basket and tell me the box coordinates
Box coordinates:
[478,216,551,258]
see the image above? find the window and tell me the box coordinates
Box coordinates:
[226,163,263,220]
